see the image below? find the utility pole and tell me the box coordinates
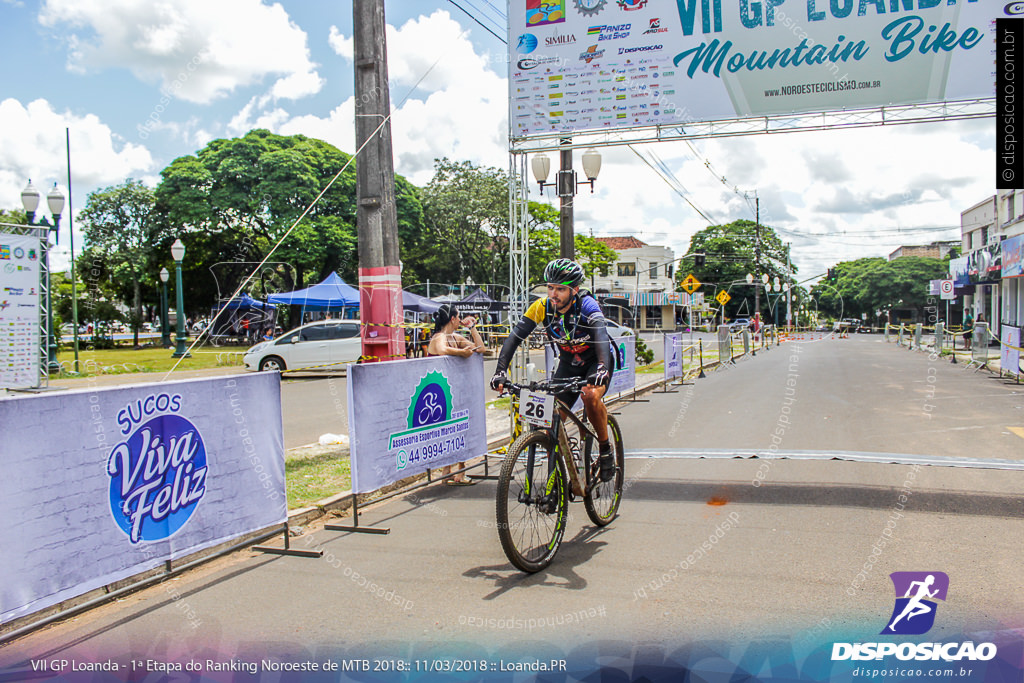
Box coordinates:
[558,138,574,260]
[785,242,792,331]
[354,0,404,362]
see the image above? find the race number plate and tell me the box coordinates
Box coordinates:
[519,390,554,428]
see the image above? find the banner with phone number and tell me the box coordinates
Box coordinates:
[347,355,487,493]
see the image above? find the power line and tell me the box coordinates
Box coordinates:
[629,145,721,226]
[447,0,506,43]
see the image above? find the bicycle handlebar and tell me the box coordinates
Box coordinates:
[499,377,590,397]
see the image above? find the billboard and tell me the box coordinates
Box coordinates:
[0,232,41,389]
[509,0,996,136]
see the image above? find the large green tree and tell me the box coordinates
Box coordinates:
[812,256,948,323]
[416,158,510,287]
[156,129,426,310]
[79,179,170,347]
[683,219,796,320]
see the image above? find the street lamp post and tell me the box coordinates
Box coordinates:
[532,147,602,259]
[159,267,171,348]
[21,180,64,374]
[170,239,191,358]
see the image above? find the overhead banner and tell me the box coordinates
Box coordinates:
[0,373,286,625]
[0,232,41,389]
[347,355,487,494]
[509,0,995,136]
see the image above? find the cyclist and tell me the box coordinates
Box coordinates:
[490,258,617,482]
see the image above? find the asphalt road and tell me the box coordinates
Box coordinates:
[4,335,1022,679]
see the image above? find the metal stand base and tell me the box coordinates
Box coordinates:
[253,523,323,557]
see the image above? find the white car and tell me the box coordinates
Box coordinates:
[243,320,362,373]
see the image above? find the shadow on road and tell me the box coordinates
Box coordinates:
[462,526,613,599]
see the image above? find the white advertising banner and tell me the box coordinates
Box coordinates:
[0,232,41,389]
[1001,326,1021,378]
[607,333,636,395]
[0,373,286,625]
[663,332,683,380]
[347,355,487,494]
[509,0,995,136]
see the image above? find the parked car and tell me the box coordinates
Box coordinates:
[729,318,751,332]
[243,320,362,373]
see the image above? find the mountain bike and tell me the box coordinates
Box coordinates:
[495,377,624,573]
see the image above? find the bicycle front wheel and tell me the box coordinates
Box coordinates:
[496,430,569,573]
[583,413,624,526]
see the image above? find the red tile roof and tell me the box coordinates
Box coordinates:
[594,236,648,250]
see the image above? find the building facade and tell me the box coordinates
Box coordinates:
[957,192,1024,341]
[590,237,682,330]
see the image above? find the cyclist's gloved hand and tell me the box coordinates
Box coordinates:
[587,363,610,387]
[490,371,509,392]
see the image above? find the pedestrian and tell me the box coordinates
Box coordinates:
[427,303,484,485]
[963,311,973,351]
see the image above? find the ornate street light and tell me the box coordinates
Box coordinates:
[159,267,171,348]
[170,239,190,358]
[21,180,64,373]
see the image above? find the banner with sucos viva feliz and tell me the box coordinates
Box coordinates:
[509,0,995,136]
[0,373,286,625]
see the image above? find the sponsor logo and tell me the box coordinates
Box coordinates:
[13,246,24,259]
[1006,2,1024,16]
[0,245,9,259]
[527,0,566,27]
[518,56,563,70]
[579,44,606,63]
[617,0,648,9]
[587,23,631,40]
[545,33,577,46]
[644,17,669,34]
[517,34,539,53]
[573,0,608,16]
[107,393,207,544]
[3,287,24,296]
[618,44,662,55]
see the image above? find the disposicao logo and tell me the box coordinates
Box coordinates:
[107,393,208,543]
[882,571,947,635]
[832,571,998,663]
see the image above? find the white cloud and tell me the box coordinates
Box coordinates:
[0,98,154,269]
[38,0,322,104]
[240,9,507,184]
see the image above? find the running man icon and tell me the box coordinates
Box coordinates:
[881,571,949,635]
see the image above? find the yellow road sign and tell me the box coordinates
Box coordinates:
[715,290,731,306]
[681,273,702,294]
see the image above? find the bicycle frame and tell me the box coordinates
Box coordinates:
[524,399,598,500]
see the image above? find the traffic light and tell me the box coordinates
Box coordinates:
[694,252,705,268]
[827,268,835,281]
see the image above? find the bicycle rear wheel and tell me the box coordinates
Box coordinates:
[583,413,624,526]
[496,430,568,573]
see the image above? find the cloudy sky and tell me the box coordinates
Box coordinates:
[0,0,996,282]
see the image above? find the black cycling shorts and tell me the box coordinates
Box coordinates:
[551,354,606,408]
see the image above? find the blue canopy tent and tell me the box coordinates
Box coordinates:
[267,273,360,310]
[220,293,274,309]
[403,290,442,314]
